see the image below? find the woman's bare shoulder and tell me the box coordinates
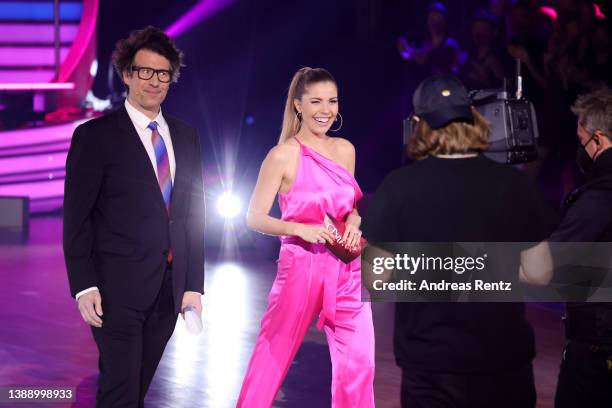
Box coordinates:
[266,140,300,163]
[330,137,355,156]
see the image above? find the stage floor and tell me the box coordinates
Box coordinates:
[0,217,564,407]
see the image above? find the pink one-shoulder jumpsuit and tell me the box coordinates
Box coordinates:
[237,138,375,407]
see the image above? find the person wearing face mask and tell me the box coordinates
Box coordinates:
[551,88,612,408]
[236,67,375,407]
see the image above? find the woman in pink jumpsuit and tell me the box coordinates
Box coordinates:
[237,67,375,407]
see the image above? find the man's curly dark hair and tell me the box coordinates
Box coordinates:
[112,26,184,85]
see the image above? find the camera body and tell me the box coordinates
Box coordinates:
[473,90,539,165]
[403,90,539,165]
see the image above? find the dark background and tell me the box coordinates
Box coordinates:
[89,0,611,251]
[93,0,498,194]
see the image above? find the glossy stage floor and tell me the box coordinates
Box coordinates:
[0,217,564,407]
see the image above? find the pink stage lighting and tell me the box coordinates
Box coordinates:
[165,0,236,38]
[540,6,558,21]
[0,83,75,91]
[0,121,83,213]
[594,4,607,19]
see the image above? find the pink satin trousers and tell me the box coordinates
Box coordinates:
[237,241,375,407]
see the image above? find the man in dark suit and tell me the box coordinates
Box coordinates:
[63,26,205,407]
[552,89,612,408]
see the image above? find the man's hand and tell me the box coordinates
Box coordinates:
[181,291,203,318]
[77,290,103,327]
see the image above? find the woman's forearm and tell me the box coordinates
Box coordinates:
[247,212,301,237]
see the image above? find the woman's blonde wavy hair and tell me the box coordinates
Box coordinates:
[407,107,490,159]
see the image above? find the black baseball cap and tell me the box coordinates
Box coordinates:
[412,75,474,129]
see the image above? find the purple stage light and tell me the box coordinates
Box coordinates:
[58,0,99,83]
[0,70,56,83]
[0,82,75,90]
[0,152,69,174]
[0,179,64,200]
[0,122,74,149]
[0,121,82,213]
[0,169,66,185]
[0,23,79,43]
[0,46,70,67]
[0,141,71,157]
[165,0,235,38]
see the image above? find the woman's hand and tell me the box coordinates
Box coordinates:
[295,223,334,244]
[342,214,363,248]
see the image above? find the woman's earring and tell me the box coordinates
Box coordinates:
[330,112,343,132]
[296,111,303,122]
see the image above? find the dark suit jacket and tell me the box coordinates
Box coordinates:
[63,105,205,312]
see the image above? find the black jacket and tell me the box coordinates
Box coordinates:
[362,155,554,372]
[63,105,205,312]
[551,148,612,343]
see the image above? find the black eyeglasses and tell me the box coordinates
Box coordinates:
[131,66,173,83]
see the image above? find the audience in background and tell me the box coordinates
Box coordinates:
[397,2,462,76]
[460,11,505,90]
[398,0,611,207]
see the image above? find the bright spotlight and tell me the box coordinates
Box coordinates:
[216,192,241,219]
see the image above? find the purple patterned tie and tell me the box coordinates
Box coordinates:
[148,121,173,212]
[149,121,173,262]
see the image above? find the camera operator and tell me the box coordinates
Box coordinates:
[362,75,554,408]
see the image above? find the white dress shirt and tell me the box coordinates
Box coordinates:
[75,99,176,300]
[124,99,176,183]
